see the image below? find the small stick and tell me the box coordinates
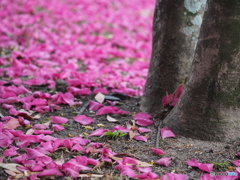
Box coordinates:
[78,101,90,115]
[156,120,162,148]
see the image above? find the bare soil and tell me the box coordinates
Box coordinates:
[1,85,239,179]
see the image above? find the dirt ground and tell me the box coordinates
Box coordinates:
[1,86,239,180]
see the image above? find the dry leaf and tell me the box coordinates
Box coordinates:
[107,115,118,122]
[32,113,41,119]
[0,163,23,173]
[97,124,105,127]
[94,93,105,103]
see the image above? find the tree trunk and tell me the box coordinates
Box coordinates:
[140,0,206,114]
[163,0,240,141]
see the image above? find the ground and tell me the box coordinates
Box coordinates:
[0,84,239,179]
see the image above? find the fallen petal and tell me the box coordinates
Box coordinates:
[160,127,176,139]
[151,148,166,155]
[73,115,95,125]
[155,157,171,167]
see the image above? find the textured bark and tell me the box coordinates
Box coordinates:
[163,0,240,141]
[140,0,206,114]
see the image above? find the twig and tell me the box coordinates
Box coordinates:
[156,120,163,148]
[78,101,90,114]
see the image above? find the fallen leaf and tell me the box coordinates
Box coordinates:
[94,92,105,103]
[107,115,118,122]
[0,163,23,173]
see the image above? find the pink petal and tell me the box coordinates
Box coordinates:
[71,137,90,145]
[233,160,240,166]
[170,98,179,106]
[133,135,148,142]
[33,124,48,130]
[90,129,108,136]
[162,94,174,106]
[54,92,80,106]
[4,118,21,130]
[73,115,94,125]
[160,173,188,180]
[30,164,44,172]
[34,130,53,135]
[160,127,176,139]
[50,116,69,124]
[3,146,19,156]
[133,112,152,120]
[88,101,103,111]
[155,157,171,167]
[87,158,99,166]
[52,124,65,131]
[61,163,79,178]
[112,125,129,133]
[135,172,159,179]
[151,148,166,155]
[93,88,108,94]
[38,168,64,177]
[67,87,91,96]
[186,158,213,172]
[175,85,184,98]
[198,163,214,173]
[135,119,154,126]
[101,148,116,162]
[71,144,84,152]
[120,165,136,178]
[122,157,139,165]
[200,174,237,180]
[26,148,47,159]
[63,139,74,149]
[90,142,103,148]
[40,142,54,153]
[74,156,87,166]
[138,127,152,133]
[96,106,129,115]
[0,136,13,148]
[136,167,152,173]
[30,99,47,106]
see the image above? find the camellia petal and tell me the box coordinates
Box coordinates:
[155,157,171,167]
[50,116,69,124]
[233,160,240,166]
[135,172,159,180]
[52,124,65,131]
[133,135,148,142]
[162,94,174,106]
[88,101,103,111]
[37,168,64,177]
[160,173,188,180]
[90,129,108,136]
[25,148,47,159]
[135,119,154,126]
[160,127,176,139]
[133,112,152,120]
[151,148,166,155]
[120,165,136,178]
[73,115,95,125]
[96,106,129,115]
[122,157,139,165]
[186,158,213,172]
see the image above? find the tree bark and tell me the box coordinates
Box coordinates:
[163,0,240,141]
[140,0,206,114]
